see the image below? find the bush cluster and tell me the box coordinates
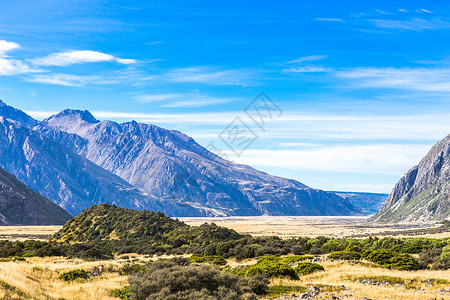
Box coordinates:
[58,269,90,281]
[127,259,269,300]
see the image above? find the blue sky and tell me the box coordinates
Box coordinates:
[1,0,450,193]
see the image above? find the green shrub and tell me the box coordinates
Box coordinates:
[119,264,148,275]
[188,255,227,265]
[386,254,420,271]
[364,249,396,265]
[111,286,130,300]
[245,256,297,279]
[344,243,363,253]
[329,251,361,260]
[281,255,313,264]
[295,262,324,275]
[321,239,348,253]
[58,269,90,281]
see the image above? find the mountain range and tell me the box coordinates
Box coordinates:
[372,134,450,222]
[0,99,360,217]
[0,166,71,225]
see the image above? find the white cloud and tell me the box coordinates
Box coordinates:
[134,92,236,107]
[336,67,450,92]
[417,9,433,14]
[288,55,327,64]
[0,58,41,76]
[0,40,20,57]
[26,73,100,86]
[375,9,392,15]
[134,94,182,103]
[164,67,252,86]
[315,18,344,22]
[370,18,449,31]
[230,144,430,175]
[162,96,234,108]
[283,66,331,73]
[30,50,137,66]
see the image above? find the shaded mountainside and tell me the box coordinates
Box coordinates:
[51,203,242,243]
[40,108,360,217]
[372,134,450,222]
[0,99,360,217]
[332,191,388,215]
[0,167,72,225]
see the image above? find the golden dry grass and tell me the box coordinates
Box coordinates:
[267,259,450,300]
[180,216,450,239]
[0,256,129,299]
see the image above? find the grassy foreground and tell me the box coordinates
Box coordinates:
[0,205,448,299]
[0,254,449,299]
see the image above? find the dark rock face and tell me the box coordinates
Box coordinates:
[0,167,72,225]
[372,134,450,222]
[0,99,360,217]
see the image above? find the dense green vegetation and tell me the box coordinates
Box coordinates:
[0,204,448,272]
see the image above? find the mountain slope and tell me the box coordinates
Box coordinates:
[332,192,388,215]
[0,166,72,225]
[42,109,360,216]
[372,134,450,222]
[0,115,200,216]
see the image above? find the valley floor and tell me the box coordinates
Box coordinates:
[0,255,449,299]
[1,217,448,241]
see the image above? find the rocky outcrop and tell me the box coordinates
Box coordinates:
[0,167,72,225]
[372,134,450,222]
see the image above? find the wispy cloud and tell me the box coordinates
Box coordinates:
[231,144,431,175]
[375,9,392,15]
[26,73,100,86]
[0,40,20,57]
[315,17,344,22]
[135,92,236,107]
[370,18,450,31]
[283,66,331,73]
[416,8,433,14]
[146,41,164,45]
[164,66,253,86]
[288,55,327,64]
[0,58,41,76]
[336,67,450,92]
[30,50,138,66]
[0,40,42,75]
[135,93,182,103]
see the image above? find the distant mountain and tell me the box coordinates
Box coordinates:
[41,108,360,216]
[0,166,71,225]
[0,99,361,217]
[372,134,450,222]
[0,112,199,216]
[332,192,388,215]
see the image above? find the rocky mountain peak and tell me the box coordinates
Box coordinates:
[0,100,38,128]
[46,109,99,124]
[372,133,450,222]
[44,109,100,134]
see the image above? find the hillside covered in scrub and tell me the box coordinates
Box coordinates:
[51,203,243,243]
[0,167,72,225]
